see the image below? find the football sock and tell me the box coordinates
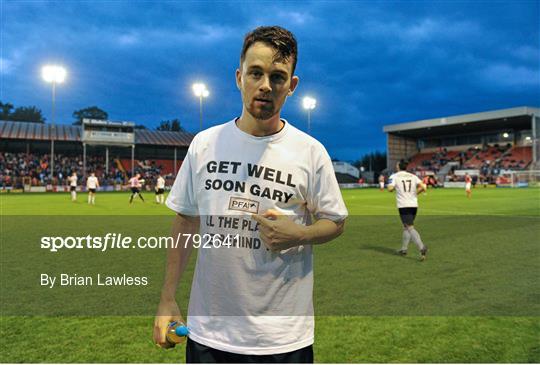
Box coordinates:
[401,229,411,251]
[409,228,425,250]
[88,195,91,204]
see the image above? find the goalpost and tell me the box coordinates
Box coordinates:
[499,170,540,188]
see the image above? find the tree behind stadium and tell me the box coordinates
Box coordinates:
[0,101,45,123]
[156,118,184,132]
[72,106,108,125]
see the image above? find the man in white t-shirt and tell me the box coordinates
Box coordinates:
[68,172,78,202]
[155,175,165,204]
[86,172,99,205]
[387,160,428,260]
[153,26,347,363]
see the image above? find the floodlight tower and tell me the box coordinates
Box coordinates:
[302,96,317,135]
[42,65,67,180]
[192,83,209,132]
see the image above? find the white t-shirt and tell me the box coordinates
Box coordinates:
[388,171,422,208]
[68,175,77,187]
[156,177,165,189]
[166,119,348,355]
[86,176,98,189]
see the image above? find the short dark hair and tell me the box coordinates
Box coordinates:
[398,160,408,171]
[240,26,298,75]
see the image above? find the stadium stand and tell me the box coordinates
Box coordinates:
[405,152,433,171]
[334,173,359,184]
[408,149,460,173]
[0,120,193,190]
[383,107,539,186]
[0,151,182,188]
[332,161,360,184]
[500,146,532,170]
[119,159,181,176]
[463,144,511,169]
[405,143,527,172]
[0,120,193,146]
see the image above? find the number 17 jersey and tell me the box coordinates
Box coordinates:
[388,171,422,208]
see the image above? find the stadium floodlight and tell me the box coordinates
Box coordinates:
[302,96,316,110]
[193,83,209,98]
[503,132,509,138]
[42,64,67,180]
[302,96,317,135]
[192,83,209,132]
[42,65,66,84]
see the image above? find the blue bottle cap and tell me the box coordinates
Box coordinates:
[175,325,189,337]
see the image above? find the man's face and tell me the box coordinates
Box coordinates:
[236,42,299,121]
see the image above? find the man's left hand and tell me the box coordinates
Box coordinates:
[252,209,306,252]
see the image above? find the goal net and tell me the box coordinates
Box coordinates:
[498,170,540,188]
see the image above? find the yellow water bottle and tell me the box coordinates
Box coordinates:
[165,321,189,348]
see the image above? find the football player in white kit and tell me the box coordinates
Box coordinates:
[67,172,78,201]
[86,172,100,205]
[155,175,165,204]
[388,160,428,260]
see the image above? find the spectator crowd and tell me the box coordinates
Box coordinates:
[0,152,174,189]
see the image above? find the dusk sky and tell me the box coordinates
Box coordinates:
[2,1,539,161]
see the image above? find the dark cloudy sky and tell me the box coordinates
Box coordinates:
[2,1,539,161]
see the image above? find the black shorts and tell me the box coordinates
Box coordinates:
[70,186,76,192]
[131,187,139,194]
[398,207,417,226]
[155,188,164,195]
[88,188,96,194]
[186,338,313,363]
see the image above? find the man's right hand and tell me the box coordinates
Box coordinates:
[153,213,198,348]
[153,299,184,348]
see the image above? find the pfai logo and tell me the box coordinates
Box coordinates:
[228,197,259,214]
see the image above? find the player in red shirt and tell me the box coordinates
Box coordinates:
[465,173,472,199]
[378,174,385,191]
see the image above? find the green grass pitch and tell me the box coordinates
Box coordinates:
[1,187,539,362]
